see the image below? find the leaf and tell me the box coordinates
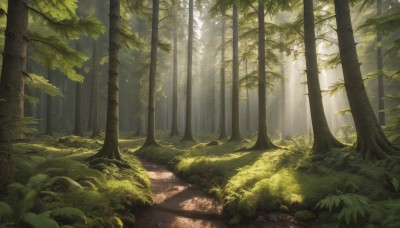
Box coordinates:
[25,74,63,97]
[25,95,40,105]
[0,201,12,219]
[21,212,60,228]
[391,177,399,192]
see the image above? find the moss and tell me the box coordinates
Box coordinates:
[295,210,317,222]
[279,205,289,213]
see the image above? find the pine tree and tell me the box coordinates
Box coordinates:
[334,0,399,159]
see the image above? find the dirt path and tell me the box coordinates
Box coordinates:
[134,159,227,228]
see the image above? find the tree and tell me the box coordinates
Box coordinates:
[73,42,85,137]
[0,0,29,142]
[334,0,399,159]
[88,0,122,160]
[229,2,243,142]
[182,0,195,142]
[143,0,160,146]
[376,0,385,126]
[249,0,275,150]
[45,69,53,136]
[90,39,101,138]
[303,0,343,154]
[170,2,179,137]
[219,18,227,140]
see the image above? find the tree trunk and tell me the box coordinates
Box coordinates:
[45,69,53,136]
[143,0,160,146]
[334,0,399,159]
[90,39,101,138]
[245,59,251,133]
[376,0,385,126]
[219,19,227,140]
[0,0,28,142]
[303,0,343,154]
[182,0,195,142]
[170,15,179,136]
[280,41,286,137]
[229,3,243,142]
[87,0,122,160]
[73,80,84,136]
[250,0,275,150]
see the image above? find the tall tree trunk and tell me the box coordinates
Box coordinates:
[182,0,195,141]
[219,19,227,140]
[90,40,101,138]
[280,40,286,137]
[250,0,275,150]
[229,3,243,142]
[170,15,179,136]
[73,43,84,137]
[45,69,53,136]
[334,0,398,159]
[87,0,122,160]
[143,0,160,146]
[376,0,385,126]
[303,0,343,154]
[245,59,251,133]
[0,0,28,142]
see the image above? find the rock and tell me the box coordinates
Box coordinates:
[294,210,316,222]
[279,205,290,213]
[255,215,267,223]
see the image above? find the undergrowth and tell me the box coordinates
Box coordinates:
[134,133,400,227]
[0,135,152,227]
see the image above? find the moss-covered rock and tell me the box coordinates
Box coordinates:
[279,205,289,213]
[294,210,316,222]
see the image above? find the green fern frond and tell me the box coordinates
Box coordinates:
[49,207,86,225]
[21,212,60,228]
[25,73,63,97]
[0,201,12,219]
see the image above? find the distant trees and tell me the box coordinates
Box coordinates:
[334,0,399,159]
[170,1,180,137]
[219,18,227,140]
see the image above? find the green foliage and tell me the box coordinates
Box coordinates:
[24,73,63,97]
[294,210,316,222]
[28,31,88,82]
[0,201,12,220]
[120,23,145,50]
[49,207,86,225]
[316,193,370,225]
[21,212,59,228]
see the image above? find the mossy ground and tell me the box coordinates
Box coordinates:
[133,132,400,227]
[0,134,152,227]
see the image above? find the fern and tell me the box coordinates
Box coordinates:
[25,73,63,97]
[391,177,399,193]
[49,207,86,225]
[21,212,59,228]
[316,193,370,225]
[0,201,12,219]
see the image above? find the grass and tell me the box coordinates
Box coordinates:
[133,132,400,227]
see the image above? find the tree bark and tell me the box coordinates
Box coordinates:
[250,0,275,150]
[182,0,195,142]
[90,39,101,138]
[87,0,122,160]
[229,3,243,142]
[45,69,53,136]
[280,40,286,137]
[376,0,385,126]
[245,59,251,133]
[334,0,399,159]
[219,19,227,140]
[143,0,160,146]
[170,14,179,136]
[0,0,28,142]
[303,0,343,154]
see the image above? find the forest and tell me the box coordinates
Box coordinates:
[0,0,400,227]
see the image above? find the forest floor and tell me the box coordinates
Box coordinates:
[1,131,400,227]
